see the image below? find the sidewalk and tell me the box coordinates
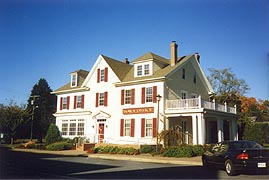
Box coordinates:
[11,148,202,166]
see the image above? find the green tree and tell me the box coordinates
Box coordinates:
[207,68,250,139]
[0,102,29,144]
[207,68,249,105]
[27,78,56,142]
[45,123,62,145]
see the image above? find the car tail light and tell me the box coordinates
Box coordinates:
[236,153,249,160]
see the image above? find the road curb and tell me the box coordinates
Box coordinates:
[88,154,202,166]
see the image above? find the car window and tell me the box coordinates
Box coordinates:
[232,142,244,150]
[248,142,264,149]
[211,143,221,152]
[219,144,228,153]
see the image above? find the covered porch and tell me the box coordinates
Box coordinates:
[164,97,238,145]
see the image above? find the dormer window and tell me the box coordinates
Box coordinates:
[144,64,150,75]
[71,73,77,87]
[135,63,152,77]
[137,65,143,76]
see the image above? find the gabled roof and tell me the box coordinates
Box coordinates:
[101,55,132,81]
[53,69,89,94]
[132,52,169,64]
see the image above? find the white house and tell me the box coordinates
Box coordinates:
[52,41,238,146]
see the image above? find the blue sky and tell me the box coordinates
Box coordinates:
[0,0,268,105]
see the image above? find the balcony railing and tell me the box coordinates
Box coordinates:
[166,96,236,114]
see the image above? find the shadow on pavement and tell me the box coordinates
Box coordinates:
[2,145,267,179]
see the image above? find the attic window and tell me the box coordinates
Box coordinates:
[135,63,152,77]
[71,73,77,87]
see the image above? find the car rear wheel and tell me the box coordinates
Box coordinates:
[225,159,237,176]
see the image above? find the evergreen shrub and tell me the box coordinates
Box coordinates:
[45,123,62,145]
[46,141,73,151]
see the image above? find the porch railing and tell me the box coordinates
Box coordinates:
[166,96,236,114]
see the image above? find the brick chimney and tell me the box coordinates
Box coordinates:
[170,41,178,66]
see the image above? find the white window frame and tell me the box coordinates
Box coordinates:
[135,62,152,77]
[145,119,153,137]
[124,89,131,104]
[69,120,77,136]
[62,97,67,109]
[71,73,77,87]
[137,65,143,76]
[100,69,105,82]
[76,95,82,108]
[146,87,153,102]
[99,93,104,106]
[61,122,68,136]
[124,119,131,136]
[77,122,85,136]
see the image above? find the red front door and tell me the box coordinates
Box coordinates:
[98,123,104,143]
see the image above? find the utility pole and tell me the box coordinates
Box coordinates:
[30,95,40,141]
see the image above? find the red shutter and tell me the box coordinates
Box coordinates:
[104,92,108,106]
[95,93,99,107]
[153,86,157,103]
[121,89,125,105]
[67,96,70,110]
[74,96,77,109]
[97,68,100,83]
[131,89,135,105]
[141,87,145,104]
[81,95,85,109]
[60,97,63,110]
[131,119,135,137]
[104,67,108,82]
[141,118,145,137]
[120,119,124,136]
[153,118,157,137]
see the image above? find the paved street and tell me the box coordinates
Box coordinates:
[0,146,268,179]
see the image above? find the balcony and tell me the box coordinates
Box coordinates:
[166,96,236,114]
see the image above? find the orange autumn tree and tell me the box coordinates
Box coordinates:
[240,96,268,122]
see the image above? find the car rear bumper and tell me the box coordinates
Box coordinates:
[233,160,269,173]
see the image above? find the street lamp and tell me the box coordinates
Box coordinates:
[30,95,39,141]
[156,94,162,153]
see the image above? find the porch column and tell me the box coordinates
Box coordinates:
[217,118,224,142]
[231,119,238,140]
[197,113,206,145]
[192,115,198,145]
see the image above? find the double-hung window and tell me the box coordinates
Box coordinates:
[62,97,67,109]
[145,119,153,137]
[137,65,143,76]
[146,87,153,102]
[76,95,82,108]
[100,69,105,82]
[99,93,104,106]
[124,90,131,104]
[77,121,85,136]
[69,121,76,136]
[71,74,77,87]
[61,123,68,136]
[124,119,131,136]
[144,64,150,75]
